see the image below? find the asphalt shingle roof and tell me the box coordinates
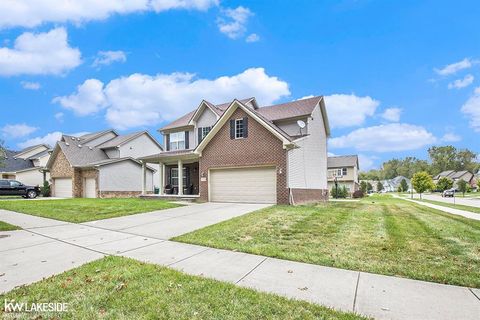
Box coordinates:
[57,141,108,167]
[0,150,35,172]
[96,131,144,149]
[327,155,359,168]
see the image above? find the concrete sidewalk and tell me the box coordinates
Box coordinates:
[1,207,479,320]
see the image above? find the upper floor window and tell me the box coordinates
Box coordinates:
[201,126,212,140]
[342,168,347,176]
[235,119,244,139]
[328,168,347,178]
[169,131,185,150]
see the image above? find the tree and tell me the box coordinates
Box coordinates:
[376,181,383,192]
[367,182,373,192]
[0,139,5,168]
[428,146,457,174]
[400,178,409,192]
[411,171,435,199]
[436,177,453,192]
[360,181,368,193]
[330,186,348,198]
[457,179,468,197]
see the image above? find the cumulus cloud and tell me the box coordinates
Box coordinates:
[381,107,402,122]
[434,58,474,76]
[217,6,253,39]
[0,28,81,76]
[55,67,290,129]
[358,154,377,171]
[20,81,41,90]
[17,131,89,149]
[0,0,219,29]
[53,79,108,116]
[329,123,436,152]
[92,50,127,67]
[324,93,379,128]
[448,74,474,89]
[1,123,38,138]
[441,132,461,142]
[246,33,260,43]
[461,87,480,132]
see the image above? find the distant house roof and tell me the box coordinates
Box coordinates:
[0,149,35,173]
[26,149,51,160]
[433,170,455,180]
[433,170,473,181]
[328,155,359,169]
[96,131,163,150]
[14,144,50,159]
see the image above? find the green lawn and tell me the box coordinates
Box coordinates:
[175,195,480,288]
[0,220,20,231]
[419,199,480,214]
[0,257,366,320]
[0,198,180,223]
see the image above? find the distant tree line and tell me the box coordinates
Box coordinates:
[359,146,479,181]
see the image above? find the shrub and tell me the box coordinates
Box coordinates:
[352,190,364,198]
[40,181,51,197]
[330,185,348,198]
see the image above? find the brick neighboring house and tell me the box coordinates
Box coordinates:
[433,170,476,188]
[47,130,162,198]
[327,155,359,195]
[139,96,330,205]
[0,144,51,186]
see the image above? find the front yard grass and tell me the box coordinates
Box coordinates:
[174,195,480,288]
[418,199,480,214]
[0,198,180,223]
[0,221,20,231]
[0,256,366,320]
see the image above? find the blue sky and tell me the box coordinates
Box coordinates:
[0,0,479,170]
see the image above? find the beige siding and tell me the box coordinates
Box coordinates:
[15,145,49,160]
[276,118,308,137]
[84,132,117,147]
[15,169,44,186]
[99,161,153,192]
[287,105,328,189]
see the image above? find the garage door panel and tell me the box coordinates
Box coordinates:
[210,167,276,204]
[54,178,72,198]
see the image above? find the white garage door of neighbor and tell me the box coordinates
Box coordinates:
[210,167,277,204]
[54,178,72,198]
[84,178,96,198]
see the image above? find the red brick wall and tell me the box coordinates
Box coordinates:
[199,107,289,204]
[290,188,329,205]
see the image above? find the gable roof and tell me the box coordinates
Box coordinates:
[26,149,52,160]
[257,96,322,121]
[96,131,162,150]
[433,170,456,179]
[47,141,108,168]
[81,157,156,171]
[77,129,118,144]
[328,155,359,169]
[14,144,50,158]
[0,149,35,173]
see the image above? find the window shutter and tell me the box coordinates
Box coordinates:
[243,117,248,138]
[185,131,189,149]
[198,128,202,144]
[230,119,235,139]
[166,134,170,151]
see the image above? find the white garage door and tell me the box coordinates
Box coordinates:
[210,167,277,204]
[54,178,72,198]
[84,178,96,198]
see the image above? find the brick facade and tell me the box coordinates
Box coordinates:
[290,188,329,205]
[199,108,289,204]
[99,191,146,198]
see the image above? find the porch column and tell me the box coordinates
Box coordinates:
[141,161,147,195]
[178,159,183,196]
[158,162,164,195]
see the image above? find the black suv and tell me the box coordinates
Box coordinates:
[0,179,40,198]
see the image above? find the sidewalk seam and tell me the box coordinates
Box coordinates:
[235,257,268,284]
[114,239,166,255]
[352,272,361,312]
[167,247,211,267]
[469,288,480,301]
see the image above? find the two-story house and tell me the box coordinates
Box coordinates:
[139,96,330,204]
[47,130,162,198]
[327,155,360,195]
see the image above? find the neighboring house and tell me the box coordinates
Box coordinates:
[433,170,475,188]
[139,96,330,204]
[381,176,412,192]
[0,144,51,186]
[46,130,162,198]
[327,155,359,195]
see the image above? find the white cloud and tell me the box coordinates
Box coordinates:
[54,112,64,122]
[217,6,253,39]
[53,79,108,116]
[358,154,377,171]
[56,68,290,130]
[441,132,461,142]
[381,107,402,122]
[246,33,260,43]
[329,123,436,152]
[324,93,379,128]
[0,28,81,76]
[0,0,219,29]
[448,74,474,89]
[20,81,40,90]
[92,50,126,67]
[434,58,474,76]
[17,131,89,149]
[461,87,480,132]
[298,95,314,100]
[1,123,38,138]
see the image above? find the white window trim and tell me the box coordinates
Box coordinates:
[171,168,187,187]
[235,118,244,139]
[169,132,186,151]
[201,126,211,140]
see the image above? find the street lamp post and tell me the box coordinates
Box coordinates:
[334,177,338,199]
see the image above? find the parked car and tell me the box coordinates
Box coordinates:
[0,179,40,198]
[442,189,455,197]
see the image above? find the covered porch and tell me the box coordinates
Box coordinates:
[139,150,200,198]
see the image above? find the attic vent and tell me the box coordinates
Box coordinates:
[78,144,82,148]
[89,146,93,150]
[65,142,70,146]
[71,137,74,140]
